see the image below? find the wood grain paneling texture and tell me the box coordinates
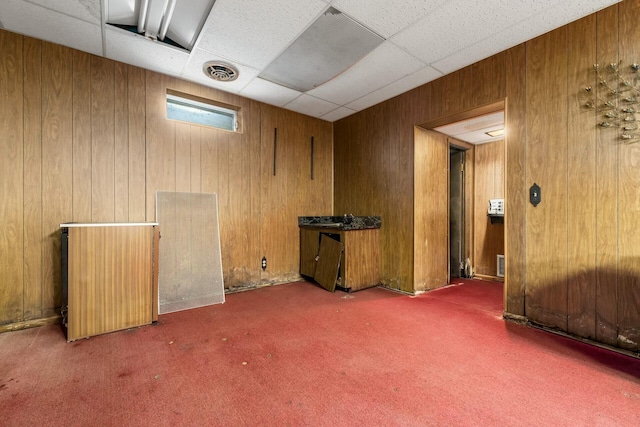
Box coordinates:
[0,29,332,326]
[41,42,73,317]
[567,16,597,340]
[22,37,42,320]
[0,31,24,324]
[67,226,154,341]
[595,5,620,346]
[617,0,640,352]
[260,106,333,286]
[504,44,527,316]
[473,140,505,277]
[414,129,449,291]
[332,0,639,350]
[525,27,569,330]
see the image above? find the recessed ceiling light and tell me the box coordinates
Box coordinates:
[485,129,505,137]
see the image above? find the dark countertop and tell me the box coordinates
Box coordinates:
[298,216,381,230]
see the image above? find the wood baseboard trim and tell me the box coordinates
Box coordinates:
[504,314,640,359]
[527,321,640,359]
[503,312,528,324]
[0,315,62,334]
[474,274,504,282]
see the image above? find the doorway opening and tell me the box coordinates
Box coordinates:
[449,147,465,279]
[417,101,506,297]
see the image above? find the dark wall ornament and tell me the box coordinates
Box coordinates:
[530,183,541,207]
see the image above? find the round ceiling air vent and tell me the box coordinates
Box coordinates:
[203,61,239,82]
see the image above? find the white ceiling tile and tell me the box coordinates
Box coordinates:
[431,34,510,75]
[196,0,327,69]
[239,78,301,107]
[321,106,356,122]
[432,0,622,75]
[0,0,102,55]
[307,41,425,105]
[391,0,560,64]
[333,0,447,38]
[285,94,339,118]
[26,0,101,24]
[346,66,442,111]
[181,49,260,94]
[105,27,189,76]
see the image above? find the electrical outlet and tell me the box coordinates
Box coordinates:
[261,256,267,270]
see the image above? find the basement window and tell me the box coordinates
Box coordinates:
[166,90,239,132]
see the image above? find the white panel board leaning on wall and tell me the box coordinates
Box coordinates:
[156,192,225,314]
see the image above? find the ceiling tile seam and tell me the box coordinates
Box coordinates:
[182,47,259,74]
[100,0,107,57]
[23,0,100,26]
[385,39,429,67]
[320,105,347,118]
[333,7,387,40]
[424,5,563,73]
[283,93,338,110]
[338,62,437,108]
[429,0,621,72]
[387,0,452,43]
[320,106,355,120]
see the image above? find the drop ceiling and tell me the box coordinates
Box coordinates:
[0,0,621,122]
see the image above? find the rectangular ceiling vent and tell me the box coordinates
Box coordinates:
[106,0,216,51]
[259,7,384,92]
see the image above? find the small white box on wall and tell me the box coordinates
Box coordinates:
[497,254,505,278]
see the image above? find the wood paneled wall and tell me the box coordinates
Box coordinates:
[335,54,508,293]
[473,140,505,278]
[334,1,640,351]
[0,30,332,326]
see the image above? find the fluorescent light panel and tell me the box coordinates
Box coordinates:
[106,0,215,51]
[259,7,384,92]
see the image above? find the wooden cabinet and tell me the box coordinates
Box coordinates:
[300,227,380,292]
[61,223,159,341]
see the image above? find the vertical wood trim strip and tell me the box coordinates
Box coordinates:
[273,127,277,176]
[311,136,315,180]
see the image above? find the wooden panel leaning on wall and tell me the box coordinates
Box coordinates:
[65,224,157,341]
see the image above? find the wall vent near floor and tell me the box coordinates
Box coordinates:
[497,254,505,278]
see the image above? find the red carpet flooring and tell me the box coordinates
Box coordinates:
[1,279,640,426]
